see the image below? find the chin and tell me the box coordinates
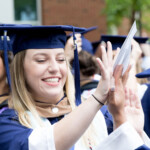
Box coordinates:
[44,92,62,99]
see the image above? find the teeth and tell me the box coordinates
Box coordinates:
[44,78,59,82]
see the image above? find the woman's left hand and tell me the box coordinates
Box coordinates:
[124,88,144,135]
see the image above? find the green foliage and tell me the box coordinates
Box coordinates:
[102,0,150,33]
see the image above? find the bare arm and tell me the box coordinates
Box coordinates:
[54,42,113,150]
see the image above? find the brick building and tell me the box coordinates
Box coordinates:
[41,0,107,41]
[0,0,132,41]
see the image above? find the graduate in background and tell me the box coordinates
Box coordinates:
[136,68,150,139]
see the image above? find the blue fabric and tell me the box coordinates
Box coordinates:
[81,36,93,55]
[135,145,150,150]
[3,31,11,88]
[92,40,101,54]
[100,105,113,134]
[0,107,8,114]
[141,84,150,138]
[0,37,12,51]
[73,27,81,106]
[0,25,86,55]
[136,68,150,78]
[100,35,148,50]
[0,109,32,150]
[70,146,75,150]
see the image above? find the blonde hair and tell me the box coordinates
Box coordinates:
[9,50,76,128]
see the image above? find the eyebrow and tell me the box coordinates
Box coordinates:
[33,53,47,57]
[56,52,65,56]
[33,52,65,57]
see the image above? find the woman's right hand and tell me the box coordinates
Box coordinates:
[93,41,113,104]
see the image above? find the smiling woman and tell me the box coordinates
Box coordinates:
[0,24,148,150]
[23,49,68,104]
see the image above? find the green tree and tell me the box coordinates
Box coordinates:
[103,0,150,35]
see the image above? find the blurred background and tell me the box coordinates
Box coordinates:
[0,0,150,41]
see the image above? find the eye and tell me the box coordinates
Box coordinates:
[57,58,66,62]
[35,59,46,63]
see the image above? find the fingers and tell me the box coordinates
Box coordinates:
[110,76,115,92]
[100,41,106,48]
[96,58,107,79]
[96,42,113,80]
[107,41,113,67]
[124,87,130,106]
[113,65,123,81]
[113,47,120,64]
[75,34,82,45]
[76,41,82,53]
[134,93,142,109]
[122,65,131,86]
[129,89,135,107]
[74,34,82,52]
[101,45,108,68]
[126,89,142,109]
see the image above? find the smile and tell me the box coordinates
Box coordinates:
[44,78,59,82]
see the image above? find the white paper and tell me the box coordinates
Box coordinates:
[113,21,137,75]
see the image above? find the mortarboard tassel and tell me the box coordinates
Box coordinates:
[72,27,81,106]
[3,30,11,89]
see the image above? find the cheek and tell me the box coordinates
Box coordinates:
[60,64,68,81]
[24,63,45,87]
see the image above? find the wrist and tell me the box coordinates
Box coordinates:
[91,94,104,106]
[93,90,108,104]
[113,111,127,130]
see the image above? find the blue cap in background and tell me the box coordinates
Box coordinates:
[136,68,150,78]
[100,35,149,50]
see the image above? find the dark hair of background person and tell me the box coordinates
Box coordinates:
[78,50,99,77]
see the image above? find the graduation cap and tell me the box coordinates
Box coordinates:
[0,24,86,106]
[67,26,97,55]
[92,40,102,54]
[100,35,149,50]
[136,68,150,78]
[0,33,12,51]
[0,24,33,89]
[134,36,149,43]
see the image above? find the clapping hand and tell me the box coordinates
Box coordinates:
[124,88,144,135]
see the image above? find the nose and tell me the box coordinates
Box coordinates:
[48,59,59,73]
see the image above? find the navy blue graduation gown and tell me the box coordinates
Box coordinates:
[0,109,32,150]
[136,145,150,150]
[100,105,113,134]
[141,84,150,138]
